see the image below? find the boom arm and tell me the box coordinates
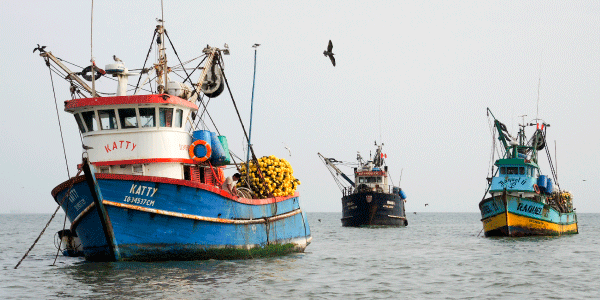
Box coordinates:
[318,153,355,192]
[487,108,510,156]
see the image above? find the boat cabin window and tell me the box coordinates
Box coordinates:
[99,109,117,130]
[118,108,138,128]
[174,109,183,127]
[81,111,98,131]
[506,167,519,175]
[139,108,156,128]
[500,166,524,175]
[74,113,86,133]
[159,108,173,127]
[358,177,382,183]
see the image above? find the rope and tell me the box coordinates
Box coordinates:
[193,94,221,135]
[14,170,82,269]
[47,59,71,178]
[52,202,70,266]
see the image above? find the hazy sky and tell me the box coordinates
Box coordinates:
[1,1,598,214]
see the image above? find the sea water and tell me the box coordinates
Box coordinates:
[1,212,599,299]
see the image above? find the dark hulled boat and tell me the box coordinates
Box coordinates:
[319,143,407,227]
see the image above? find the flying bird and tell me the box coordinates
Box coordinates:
[113,55,123,63]
[425,203,429,207]
[323,40,335,66]
[283,143,291,156]
[33,44,46,53]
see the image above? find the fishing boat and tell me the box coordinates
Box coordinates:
[319,143,408,226]
[479,109,577,237]
[38,19,311,261]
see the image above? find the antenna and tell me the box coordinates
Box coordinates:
[399,168,403,188]
[378,100,382,143]
[519,115,527,126]
[161,0,167,93]
[536,51,543,123]
[90,0,96,97]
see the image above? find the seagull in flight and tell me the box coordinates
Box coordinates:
[113,55,123,63]
[323,40,335,67]
[425,203,429,207]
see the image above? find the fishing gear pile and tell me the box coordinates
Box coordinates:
[238,155,301,198]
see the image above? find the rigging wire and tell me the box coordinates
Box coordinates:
[134,28,158,94]
[47,59,71,178]
[218,59,275,199]
[164,30,195,89]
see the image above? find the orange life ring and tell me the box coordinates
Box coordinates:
[533,184,540,194]
[189,140,211,163]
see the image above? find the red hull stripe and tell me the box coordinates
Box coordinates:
[93,158,195,166]
[51,173,298,205]
[64,94,198,111]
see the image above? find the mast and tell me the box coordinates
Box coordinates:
[155,23,167,94]
[247,44,260,165]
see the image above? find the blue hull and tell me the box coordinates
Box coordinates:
[53,175,311,261]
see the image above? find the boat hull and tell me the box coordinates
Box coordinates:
[479,195,577,237]
[341,192,406,227]
[52,174,311,261]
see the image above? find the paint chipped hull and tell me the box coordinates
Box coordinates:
[341,192,407,227]
[479,196,577,237]
[52,174,311,261]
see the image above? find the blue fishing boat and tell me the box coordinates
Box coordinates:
[479,109,577,237]
[39,20,311,261]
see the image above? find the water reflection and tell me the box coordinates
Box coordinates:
[56,255,306,299]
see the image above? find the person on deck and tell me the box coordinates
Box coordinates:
[222,173,241,195]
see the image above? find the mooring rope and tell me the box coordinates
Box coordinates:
[14,170,82,269]
[52,199,70,266]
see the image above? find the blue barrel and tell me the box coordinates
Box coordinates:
[209,131,227,165]
[217,135,231,165]
[537,175,548,193]
[399,189,407,200]
[191,130,211,159]
[546,178,554,194]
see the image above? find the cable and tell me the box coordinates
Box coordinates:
[47,60,71,178]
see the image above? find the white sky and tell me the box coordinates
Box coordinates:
[1,1,598,214]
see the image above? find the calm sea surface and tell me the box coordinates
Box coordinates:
[1,212,599,299]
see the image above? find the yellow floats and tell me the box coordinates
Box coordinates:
[237,155,301,199]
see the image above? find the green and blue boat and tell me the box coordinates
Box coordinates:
[479,109,577,237]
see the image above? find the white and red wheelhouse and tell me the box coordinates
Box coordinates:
[66,94,197,179]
